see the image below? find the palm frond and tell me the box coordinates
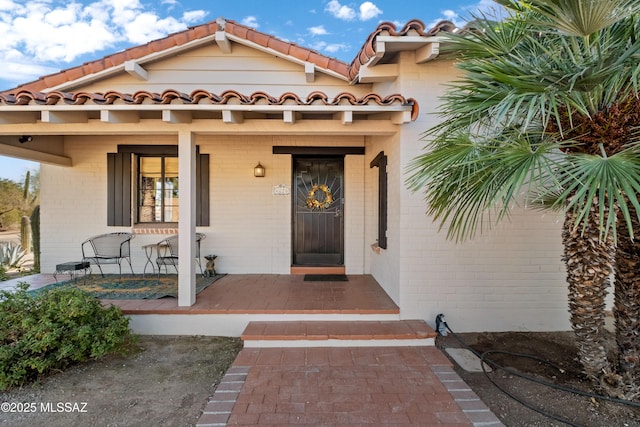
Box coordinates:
[407,131,565,241]
[525,0,640,36]
[554,143,640,240]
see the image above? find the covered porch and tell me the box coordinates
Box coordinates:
[2,273,402,336]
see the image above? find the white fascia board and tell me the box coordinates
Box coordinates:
[224,33,350,82]
[46,35,218,92]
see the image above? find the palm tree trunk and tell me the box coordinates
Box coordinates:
[614,206,640,377]
[563,202,615,384]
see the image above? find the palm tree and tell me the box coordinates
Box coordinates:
[407,0,640,397]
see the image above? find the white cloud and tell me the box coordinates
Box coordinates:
[123,13,186,44]
[0,59,59,86]
[324,43,349,54]
[241,15,259,28]
[325,0,356,21]
[430,0,508,29]
[309,40,349,55]
[183,10,207,23]
[310,41,327,51]
[326,1,381,22]
[308,25,328,36]
[0,0,208,67]
[359,2,381,21]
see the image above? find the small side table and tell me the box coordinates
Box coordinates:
[142,243,169,277]
[54,261,91,284]
[142,244,156,277]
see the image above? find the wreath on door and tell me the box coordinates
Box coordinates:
[306,184,334,209]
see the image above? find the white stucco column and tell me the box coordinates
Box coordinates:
[178,130,196,306]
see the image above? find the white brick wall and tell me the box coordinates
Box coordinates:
[41,134,368,276]
[382,53,570,332]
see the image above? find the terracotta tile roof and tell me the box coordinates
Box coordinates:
[1,18,455,95]
[348,19,456,81]
[0,89,419,121]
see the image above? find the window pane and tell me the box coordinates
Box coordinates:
[139,158,160,222]
[163,179,179,222]
[138,156,179,223]
[164,157,178,221]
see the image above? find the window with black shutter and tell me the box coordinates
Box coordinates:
[107,145,209,227]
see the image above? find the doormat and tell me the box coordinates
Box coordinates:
[30,274,226,299]
[304,274,348,282]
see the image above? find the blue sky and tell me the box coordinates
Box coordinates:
[0,0,503,181]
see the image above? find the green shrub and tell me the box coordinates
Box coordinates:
[0,283,136,390]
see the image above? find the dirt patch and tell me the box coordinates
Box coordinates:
[438,331,640,427]
[2,328,640,426]
[0,336,242,427]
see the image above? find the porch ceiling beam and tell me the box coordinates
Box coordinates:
[222,110,244,124]
[358,63,399,83]
[100,110,140,123]
[0,104,411,115]
[0,143,72,166]
[162,110,192,124]
[0,111,38,124]
[215,31,232,53]
[41,110,88,124]
[124,60,148,81]
[0,119,400,135]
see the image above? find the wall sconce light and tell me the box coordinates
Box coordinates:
[18,135,32,144]
[254,162,265,177]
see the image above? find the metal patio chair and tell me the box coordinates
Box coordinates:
[155,233,205,278]
[81,232,135,277]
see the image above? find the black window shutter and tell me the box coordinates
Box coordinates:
[107,152,132,226]
[370,151,388,249]
[196,153,210,226]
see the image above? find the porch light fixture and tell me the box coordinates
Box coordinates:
[18,135,32,144]
[254,162,265,177]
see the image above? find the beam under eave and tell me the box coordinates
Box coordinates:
[333,111,353,125]
[100,110,140,123]
[162,110,192,123]
[283,110,296,124]
[124,60,148,81]
[358,63,399,83]
[0,112,38,124]
[215,32,232,53]
[415,42,440,63]
[391,110,412,124]
[41,111,88,124]
[305,62,315,83]
[222,110,244,124]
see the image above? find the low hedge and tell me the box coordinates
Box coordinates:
[0,283,135,390]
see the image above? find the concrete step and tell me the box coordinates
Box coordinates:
[241,319,436,348]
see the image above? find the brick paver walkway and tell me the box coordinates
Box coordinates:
[197,346,504,426]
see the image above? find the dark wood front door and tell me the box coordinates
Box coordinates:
[293,156,344,266]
